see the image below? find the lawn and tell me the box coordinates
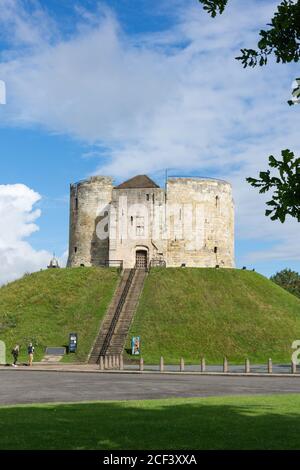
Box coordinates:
[0,394,300,449]
[127,268,300,364]
[0,267,119,363]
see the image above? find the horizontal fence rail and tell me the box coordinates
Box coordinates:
[98,356,300,375]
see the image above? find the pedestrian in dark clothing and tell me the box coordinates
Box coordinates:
[11,345,20,367]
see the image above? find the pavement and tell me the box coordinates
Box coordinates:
[1,369,300,405]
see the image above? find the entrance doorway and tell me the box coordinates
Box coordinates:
[136,250,148,269]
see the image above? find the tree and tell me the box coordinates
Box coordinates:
[198,0,300,222]
[247,149,300,222]
[270,268,300,298]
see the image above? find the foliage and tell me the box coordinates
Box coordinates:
[270,268,300,298]
[199,0,300,65]
[246,150,300,222]
[199,0,300,220]
[198,0,228,17]
[236,1,300,69]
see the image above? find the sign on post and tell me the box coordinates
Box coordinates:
[131,336,141,355]
[69,333,78,353]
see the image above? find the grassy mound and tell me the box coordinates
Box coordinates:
[127,268,300,364]
[0,267,119,363]
[1,395,300,449]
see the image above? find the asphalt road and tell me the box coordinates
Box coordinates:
[1,371,300,405]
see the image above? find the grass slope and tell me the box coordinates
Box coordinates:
[0,394,300,449]
[127,268,300,364]
[0,267,119,363]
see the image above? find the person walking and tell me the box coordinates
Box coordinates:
[27,342,35,366]
[11,344,20,367]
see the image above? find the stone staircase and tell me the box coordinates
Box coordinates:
[88,267,147,364]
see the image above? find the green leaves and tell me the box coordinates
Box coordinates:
[236,1,300,68]
[198,0,228,17]
[246,149,300,223]
[270,268,300,298]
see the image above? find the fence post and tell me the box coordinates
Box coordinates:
[104,355,108,369]
[160,356,164,373]
[112,355,116,369]
[115,355,120,369]
[180,357,185,372]
[119,354,124,371]
[108,356,113,369]
[245,358,250,374]
[140,357,144,372]
[201,357,206,373]
[268,358,272,374]
[223,357,228,373]
[99,356,104,371]
[292,360,297,374]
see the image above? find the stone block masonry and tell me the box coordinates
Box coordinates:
[67,174,235,269]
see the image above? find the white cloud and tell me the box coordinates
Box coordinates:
[0,80,6,104]
[0,0,299,265]
[0,184,51,285]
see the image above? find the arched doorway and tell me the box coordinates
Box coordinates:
[136,250,148,269]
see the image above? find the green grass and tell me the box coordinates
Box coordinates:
[1,394,300,449]
[0,267,119,363]
[127,268,300,364]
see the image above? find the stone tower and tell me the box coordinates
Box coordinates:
[67,174,235,269]
[67,176,113,267]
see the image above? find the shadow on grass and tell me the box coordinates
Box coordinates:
[0,396,299,450]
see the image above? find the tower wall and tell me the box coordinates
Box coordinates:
[166,178,234,268]
[67,176,113,267]
[109,187,166,269]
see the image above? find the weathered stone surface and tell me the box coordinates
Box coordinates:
[67,176,113,267]
[67,175,235,268]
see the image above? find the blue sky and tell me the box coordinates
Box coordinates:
[0,0,299,283]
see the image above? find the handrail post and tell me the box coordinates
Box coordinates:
[223,357,228,373]
[140,357,144,372]
[201,357,206,373]
[160,356,164,373]
[245,358,250,374]
[180,357,184,372]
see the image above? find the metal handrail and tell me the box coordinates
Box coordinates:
[102,259,123,268]
[150,258,166,268]
[98,265,137,359]
[100,259,123,274]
